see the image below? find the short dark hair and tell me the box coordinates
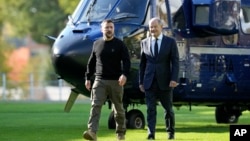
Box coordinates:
[101,19,113,26]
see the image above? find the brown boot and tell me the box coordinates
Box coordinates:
[117,133,125,140]
[83,130,97,141]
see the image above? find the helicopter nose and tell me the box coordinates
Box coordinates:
[51,37,93,82]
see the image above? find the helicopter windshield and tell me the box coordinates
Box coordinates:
[109,0,148,23]
[80,0,117,22]
[78,0,148,23]
[71,0,86,22]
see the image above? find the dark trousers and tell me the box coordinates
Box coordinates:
[145,79,175,135]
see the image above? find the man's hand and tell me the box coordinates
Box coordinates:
[169,80,178,88]
[139,84,145,93]
[85,80,91,91]
[118,74,127,86]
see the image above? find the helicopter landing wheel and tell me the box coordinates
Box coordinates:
[215,106,241,124]
[126,109,145,129]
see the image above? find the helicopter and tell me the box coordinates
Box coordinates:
[48,0,250,129]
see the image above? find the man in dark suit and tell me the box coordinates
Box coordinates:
[139,17,179,140]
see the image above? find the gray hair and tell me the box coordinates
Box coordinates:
[149,17,163,26]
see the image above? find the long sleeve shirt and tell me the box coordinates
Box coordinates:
[85,37,131,80]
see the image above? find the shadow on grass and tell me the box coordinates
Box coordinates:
[155,124,229,133]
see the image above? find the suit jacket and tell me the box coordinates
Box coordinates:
[139,35,179,90]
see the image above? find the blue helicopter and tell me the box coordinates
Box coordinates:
[48,0,250,129]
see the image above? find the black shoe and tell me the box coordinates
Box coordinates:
[147,134,155,140]
[168,133,175,140]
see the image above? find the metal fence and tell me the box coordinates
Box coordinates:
[0,73,75,101]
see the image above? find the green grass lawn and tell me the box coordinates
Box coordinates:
[0,101,250,141]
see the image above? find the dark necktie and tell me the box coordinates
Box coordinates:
[154,38,158,58]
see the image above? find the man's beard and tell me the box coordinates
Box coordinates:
[105,32,114,40]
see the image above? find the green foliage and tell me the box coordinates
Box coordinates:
[0,0,79,44]
[0,39,13,73]
[58,0,79,15]
[0,0,79,82]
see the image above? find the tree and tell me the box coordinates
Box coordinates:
[58,0,79,15]
[0,38,13,73]
[0,0,79,86]
[0,0,78,44]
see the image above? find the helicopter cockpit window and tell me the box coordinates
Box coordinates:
[109,0,147,23]
[212,1,239,33]
[195,6,209,25]
[71,0,86,23]
[240,7,250,34]
[79,0,117,22]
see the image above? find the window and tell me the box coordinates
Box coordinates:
[240,7,250,34]
[79,0,117,22]
[195,6,209,25]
